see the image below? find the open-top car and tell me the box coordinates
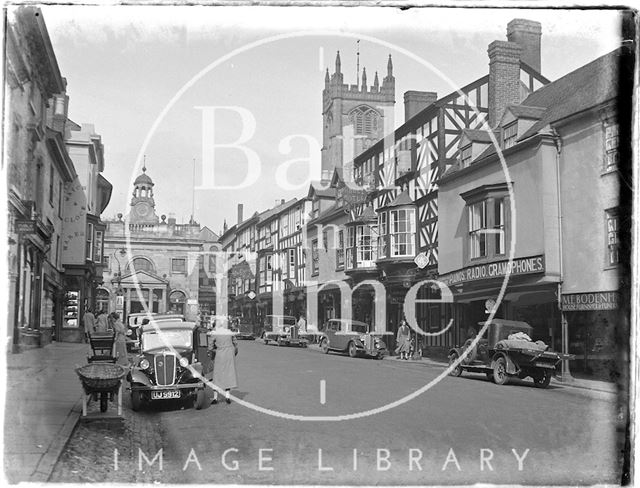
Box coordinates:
[448,318,573,388]
[262,315,308,347]
[319,319,391,359]
[127,319,208,410]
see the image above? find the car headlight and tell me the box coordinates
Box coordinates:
[359,335,367,342]
[179,357,189,367]
[126,329,132,336]
[284,326,289,333]
[139,358,150,369]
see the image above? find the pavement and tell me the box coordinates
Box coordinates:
[2,341,90,484]
[2,340,620,483]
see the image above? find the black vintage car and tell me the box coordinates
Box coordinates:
[127,319,211,410]
[448,319,572,388]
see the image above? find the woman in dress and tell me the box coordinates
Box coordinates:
[208,318,238,404]
[395,319,412,360]
[110,312,129,366]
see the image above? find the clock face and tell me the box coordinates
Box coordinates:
[135,203,150,217]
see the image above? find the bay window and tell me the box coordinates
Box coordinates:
[390,209,415,257]
[469,201,487,259]
[336,230,345,269]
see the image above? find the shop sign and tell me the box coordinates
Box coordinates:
[15,219,37,234]
[414,252,429,269]
[439,255,545,286]
[561,291,618,311]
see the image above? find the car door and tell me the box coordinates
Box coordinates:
[331,320,348,350]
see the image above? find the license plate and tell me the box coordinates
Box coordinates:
[151,390,181,400]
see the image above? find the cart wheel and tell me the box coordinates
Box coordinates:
[533,371,551,388]
[348,341,358,358]
[100,393,108,412]
[492,357,509,385]
[195,390,207,410]
[321,338,329,354]
[448,353,463,377]
[131,390,143,411]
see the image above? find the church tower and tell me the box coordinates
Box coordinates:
[321,51,395,180]
[130,164,159,224]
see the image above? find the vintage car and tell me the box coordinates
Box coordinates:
[448,318,573,388]
[126,313,185,352]
[319,319,391,359]
[127,319,208,410]
[262,315,308,347]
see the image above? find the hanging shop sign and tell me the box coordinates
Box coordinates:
[439,255,545,286]
[15,219,37,234]
[561,291,619,311]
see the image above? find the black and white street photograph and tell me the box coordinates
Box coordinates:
[1,2,636,486]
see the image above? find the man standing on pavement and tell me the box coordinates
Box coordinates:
[83,308,95,342]
[95,310,109,333]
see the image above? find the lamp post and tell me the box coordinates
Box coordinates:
[111,248,126,312]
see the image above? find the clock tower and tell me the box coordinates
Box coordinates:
[130,165,159,224]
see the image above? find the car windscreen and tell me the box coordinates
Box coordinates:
[282,317,296,326]
[142,329,192,351]
[350,323,369,333]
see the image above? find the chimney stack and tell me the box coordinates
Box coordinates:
[507,19,542,72]
[237,203,243,225]
[281,199,285,205]
[488,40,522,128]
[404,91,438,122]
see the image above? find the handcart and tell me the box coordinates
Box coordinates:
[76,363,127,418]
[87,332,117,363]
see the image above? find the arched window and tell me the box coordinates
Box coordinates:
[96,288,110,313]
[127,257,155,274]
[349,106,380,136]
[169,290,187,315]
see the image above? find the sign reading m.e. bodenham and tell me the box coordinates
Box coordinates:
[439,255,545,286]
[561,292,619,311]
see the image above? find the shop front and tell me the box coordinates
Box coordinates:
[562,291,620,381]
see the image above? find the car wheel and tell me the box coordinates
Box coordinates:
[533,371,551,388]
[195,389,207,410]
[348,341,358,358]
[321,338,329,354]
[492,357,509,385]
[448,352,463,377]
[131,390,143,411]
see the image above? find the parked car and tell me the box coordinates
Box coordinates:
[262,315,308,347]
[127,319,208,410]
[319,319,390,359]
[447,318,574,388]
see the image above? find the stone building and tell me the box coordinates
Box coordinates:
[5,7,112,348]
[101,166,220,322]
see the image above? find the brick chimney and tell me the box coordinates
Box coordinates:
[237,203,243,225]
[404,91,437,122]
[488,40,522,128]
[507,19,542,72]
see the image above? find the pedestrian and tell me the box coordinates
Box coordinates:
[297,313,307,334]
[83,308,95,342]
[395,319,411,360]
[95,310,109,333]
[110,312,129,366]
[207,317,238,405]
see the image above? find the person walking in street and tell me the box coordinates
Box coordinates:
[395,319,411,360]
[297,314,307,334]
[83,308,95,342]
[208,317,238,405]
[95,310,109,333]
[110,312,129,366]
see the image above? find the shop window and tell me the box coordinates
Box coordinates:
[503,122,517,149]
[172,258,187,274]
[604,120,619,171]
[605,209,619,266]
[468,201,487,259]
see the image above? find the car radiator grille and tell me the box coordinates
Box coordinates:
[363,336,374,351]
[154,353,176,386]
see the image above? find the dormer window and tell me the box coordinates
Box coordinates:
[503,122,517,149]
[461,144,472,167]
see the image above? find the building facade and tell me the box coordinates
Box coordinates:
[101,167,220,323]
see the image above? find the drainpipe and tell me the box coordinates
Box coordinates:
[552,128,573,382]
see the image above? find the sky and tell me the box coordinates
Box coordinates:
[38,6,622,235]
